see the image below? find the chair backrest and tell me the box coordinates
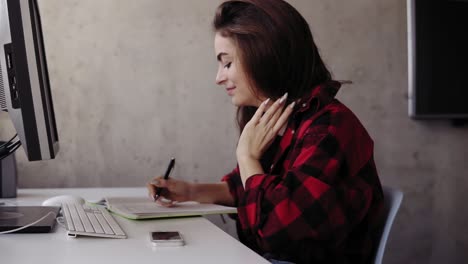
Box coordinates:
[373,186,403,264]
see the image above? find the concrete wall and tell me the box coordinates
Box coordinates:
[1,0,467,263]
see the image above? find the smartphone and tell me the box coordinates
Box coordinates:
[150,231,185,246]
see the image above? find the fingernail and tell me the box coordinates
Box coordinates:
[279,93,288,104]
[263,98,270,105]
[151,180,160,186]
[289,101,296,109]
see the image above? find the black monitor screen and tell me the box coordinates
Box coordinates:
[408,0,468,118]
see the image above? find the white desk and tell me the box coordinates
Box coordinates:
[0,188,269,264]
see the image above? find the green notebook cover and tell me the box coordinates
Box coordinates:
[105,197,237,220]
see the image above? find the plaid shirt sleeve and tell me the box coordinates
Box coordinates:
[241,110,379,256]
[221,166,243,207]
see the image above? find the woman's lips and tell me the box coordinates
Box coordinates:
[226,87,236,96]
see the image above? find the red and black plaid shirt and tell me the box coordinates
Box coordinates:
[222,81,384,264]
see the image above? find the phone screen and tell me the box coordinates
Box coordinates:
[151,231,182,241]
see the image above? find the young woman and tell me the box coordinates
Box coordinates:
[147,1,384,263]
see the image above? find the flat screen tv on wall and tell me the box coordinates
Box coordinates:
[407,0,468,120]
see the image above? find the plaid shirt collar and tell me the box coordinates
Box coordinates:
[294,80,342,116]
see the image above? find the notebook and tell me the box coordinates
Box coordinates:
[105,196,237,220]
[0,206,60,233]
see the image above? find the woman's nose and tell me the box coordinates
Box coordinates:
[215,69,226,85]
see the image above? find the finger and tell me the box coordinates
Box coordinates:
[251,98,270,124]
[146,183,156,200]
[149,178,170,201]
[151,178,169,188]
[156,197,176,207]
[260,93,287,125]
[267,102,285,128]
[149,176,163,186]
[272,101,295,133]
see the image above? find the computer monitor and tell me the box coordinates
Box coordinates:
[407,0,468,119]
[0,0,59,161]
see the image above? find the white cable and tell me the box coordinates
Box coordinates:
[55,216,66,229]
[0,211,56,235]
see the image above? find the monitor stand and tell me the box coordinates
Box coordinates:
[0,147,17,198]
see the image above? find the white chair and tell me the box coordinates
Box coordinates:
[373,186,403,264]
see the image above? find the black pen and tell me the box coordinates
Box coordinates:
[153,158,176,201]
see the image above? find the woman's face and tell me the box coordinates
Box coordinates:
[214,33,264,107]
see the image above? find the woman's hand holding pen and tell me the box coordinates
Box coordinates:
[147,177,194,207]
[146,157,233,206]
[236,93,295,185]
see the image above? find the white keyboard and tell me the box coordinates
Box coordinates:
[61,203,127,239]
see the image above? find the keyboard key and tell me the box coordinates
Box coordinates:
[61,204,75,231]
[68,204,84,232]
[99,207,125,236]
[76,203,94,233]
[86,212,105,234]
[95,212,115,235]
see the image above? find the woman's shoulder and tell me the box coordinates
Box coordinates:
[300,98,362,126]
[326,99,363,125]
[300,99,372,143]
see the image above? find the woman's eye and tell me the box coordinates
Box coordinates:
[224,62,232,69]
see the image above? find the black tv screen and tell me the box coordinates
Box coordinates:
[407,0,468,119]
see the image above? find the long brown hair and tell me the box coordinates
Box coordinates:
[213,0,333,132]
